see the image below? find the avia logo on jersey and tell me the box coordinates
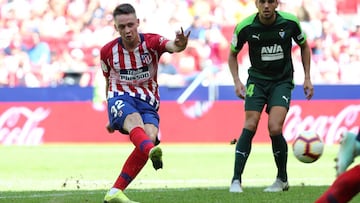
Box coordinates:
[119,66,150,81]
[261,44,284,61]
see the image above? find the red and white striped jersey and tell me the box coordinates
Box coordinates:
[100,33,170,109]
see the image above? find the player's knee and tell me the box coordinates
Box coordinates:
[124,113,144,130]
[244,120,259,131]
[268,123,282,135]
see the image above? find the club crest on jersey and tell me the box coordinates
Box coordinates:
[141,53,152,64]
[279,30,285,38]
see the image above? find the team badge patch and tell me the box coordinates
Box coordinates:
[231,33,238,46]
[297,32,305,41]
[100,60,108,73]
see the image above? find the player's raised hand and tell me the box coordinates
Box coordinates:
[304,79,314,100]
[174,27,190,48]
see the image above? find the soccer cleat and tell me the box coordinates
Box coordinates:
[104,190,139,203]
[149,146,163,170]
[264,178,289,192]
[229,179,243,193]
[335,132,360,177]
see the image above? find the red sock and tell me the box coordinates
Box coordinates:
[113,148,148,190]
[129,127,154,155]
[315,165,360,203]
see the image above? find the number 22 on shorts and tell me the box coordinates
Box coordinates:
[111,100,125,118]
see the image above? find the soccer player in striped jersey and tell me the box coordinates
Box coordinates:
[101,3,190,203]
[228,0,314,193]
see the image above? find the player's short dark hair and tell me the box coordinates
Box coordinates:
[113,3,136,19]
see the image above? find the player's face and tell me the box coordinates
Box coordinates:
[256,0,278,22]
[114,13,139,43]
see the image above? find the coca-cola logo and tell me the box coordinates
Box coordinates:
[284,104,360,144]
[180,101,214,119]
[0,107,50,145]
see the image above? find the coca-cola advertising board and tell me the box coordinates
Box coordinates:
[0,100,359,145]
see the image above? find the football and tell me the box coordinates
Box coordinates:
[292,131,324,163]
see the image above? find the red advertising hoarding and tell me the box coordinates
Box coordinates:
[0,101,359,145]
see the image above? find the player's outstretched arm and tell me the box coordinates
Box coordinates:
[166,27,190,53]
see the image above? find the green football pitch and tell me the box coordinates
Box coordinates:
[0,144,359,203]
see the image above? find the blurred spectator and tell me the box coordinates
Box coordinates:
[61,48,91,86]
[185,16,206,41]
[316,49,340,83]
[0,53,9,87]
[0,0,359,87]
[158,53,186,87]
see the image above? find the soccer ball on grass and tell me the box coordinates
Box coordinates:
[292,131,324,163]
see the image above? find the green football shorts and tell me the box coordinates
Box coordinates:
[244,76,294,113]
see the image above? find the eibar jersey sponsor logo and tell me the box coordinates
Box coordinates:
[261,44,284,61]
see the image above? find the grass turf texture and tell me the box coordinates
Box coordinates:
[0,144,359,203]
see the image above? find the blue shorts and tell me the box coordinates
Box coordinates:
[107,94,159,134]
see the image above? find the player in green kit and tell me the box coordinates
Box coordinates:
[228,0,314,193]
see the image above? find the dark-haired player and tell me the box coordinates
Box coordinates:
[228,0,314,193]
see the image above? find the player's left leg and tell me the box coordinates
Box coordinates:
[264,107,289,192]
[335,129,360,176]
[315,164,360,203]
[264,80,293,192]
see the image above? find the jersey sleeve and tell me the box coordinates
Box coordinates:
[230,14,256,53]
[230,23,247,53]
[100,47,110,78]
[290,17,307,45]
[148,34,170,54]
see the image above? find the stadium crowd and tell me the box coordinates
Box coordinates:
[0,0,359,87]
